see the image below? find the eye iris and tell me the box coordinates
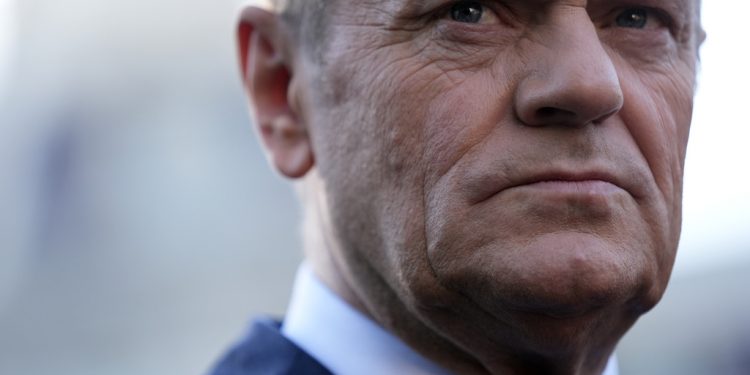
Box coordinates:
[616,8,648,28]
[451,2,484,23]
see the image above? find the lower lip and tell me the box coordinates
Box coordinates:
[517,180,623,195]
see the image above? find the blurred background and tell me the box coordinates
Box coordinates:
[0,1,747,374]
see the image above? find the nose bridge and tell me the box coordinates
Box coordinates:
[546,8,618,93]
[514,6,624,127]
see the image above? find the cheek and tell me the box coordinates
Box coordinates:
[306,41,470,297]
[311,36,525,303]
[615,64,695,292]
[619,66,694,214]
[419,67,523,193]
[315,27,520,188]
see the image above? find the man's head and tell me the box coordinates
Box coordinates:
[238,1,704,373]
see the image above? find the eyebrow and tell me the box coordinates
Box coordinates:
[393,0,438,14]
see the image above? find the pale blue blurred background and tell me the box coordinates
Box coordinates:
[0,1,748,374]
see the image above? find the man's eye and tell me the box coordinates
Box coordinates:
[615,8,660,29]
[450,1,494,24]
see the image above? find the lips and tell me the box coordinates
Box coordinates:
[466,165,642,205]
[507,171,626,192]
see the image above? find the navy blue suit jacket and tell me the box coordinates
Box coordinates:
[210,318,333,375]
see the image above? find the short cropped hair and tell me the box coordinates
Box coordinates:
[269,0,331,60]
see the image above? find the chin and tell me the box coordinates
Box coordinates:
[429,230,665,349]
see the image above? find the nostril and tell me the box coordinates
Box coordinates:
[535,107,575,120]
[537,107,558,118]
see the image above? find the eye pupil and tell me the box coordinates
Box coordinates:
[451,1,484,23]
[616,8,648,28]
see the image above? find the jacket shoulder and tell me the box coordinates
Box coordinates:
[209,318,332,375]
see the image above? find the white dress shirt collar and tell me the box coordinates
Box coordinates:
[281,264,619,375]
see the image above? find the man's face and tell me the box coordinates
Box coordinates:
[297,0,700,361]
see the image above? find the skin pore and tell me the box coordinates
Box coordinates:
[239,1,704,374]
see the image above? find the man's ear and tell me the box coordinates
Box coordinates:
[237,6,314,179]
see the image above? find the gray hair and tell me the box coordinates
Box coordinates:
[267,0,330,60]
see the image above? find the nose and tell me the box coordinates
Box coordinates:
[514,10,624,128]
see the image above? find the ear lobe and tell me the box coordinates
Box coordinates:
[260,114,315,178]
[237,6,314,179]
